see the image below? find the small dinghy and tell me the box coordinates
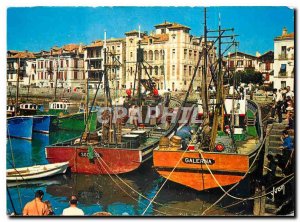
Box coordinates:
[6,162,69,181]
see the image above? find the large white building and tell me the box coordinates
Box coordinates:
[273,27,294,90]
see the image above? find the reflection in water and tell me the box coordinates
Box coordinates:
[6,129,253,216]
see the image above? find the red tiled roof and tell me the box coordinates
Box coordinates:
[141,33,169,43]
[11,51,36,59]
[63,43,80,51]
[275,32,294,40]
[85,40,104,48]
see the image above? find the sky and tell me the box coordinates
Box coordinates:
[7,6,294,55]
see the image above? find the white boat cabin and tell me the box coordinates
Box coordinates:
[20,103,38,110]
[49,102,72,110]
[7,105,15,112]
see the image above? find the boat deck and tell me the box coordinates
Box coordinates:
[236,137,259,155]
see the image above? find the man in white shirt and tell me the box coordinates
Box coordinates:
[275,89,283,123]
[62,195,84,216]
[286,86,294,99]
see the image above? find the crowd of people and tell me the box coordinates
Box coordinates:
[22,190,84,216]
[270,86,294,126]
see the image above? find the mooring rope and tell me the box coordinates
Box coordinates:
[93,153,170,216]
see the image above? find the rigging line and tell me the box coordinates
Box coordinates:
[201,124,273,215]
[93,154,170,216]
[92,148,202,214]
[7,127,23,210]
[7,185,17,215]
[141,122,206,215]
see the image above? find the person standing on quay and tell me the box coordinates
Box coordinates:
[23,190,49,216]
[62,195,84,216]
[275,89,284,123]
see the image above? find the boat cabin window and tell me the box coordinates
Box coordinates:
[25,104,28,109]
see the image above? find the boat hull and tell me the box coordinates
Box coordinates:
[33,115,57,134]
[7,116,33,140]
[58,111,98,131]
[153,149,259,191]
[46,146,143,174]
[6,162,69,181]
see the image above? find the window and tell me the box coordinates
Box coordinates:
[144,51,148,61]
[184,65,187,75]
[172,65,175,76]
[130,52,133,58]
[149,51,153,60]
[248,60,252,67]
[184,49,187,59]
[266,62,270,71]
[74,60,78,68]
[172,49,175,59]
[149,39,153,44]
[172,34,176,40]
[74,71,77,80]
[149,66,153,75]
[229,61,234,68]
[160,65,164,75]
[161,28,166,34]
[66,60,69,67]
[32,74,34,80]
[194,51,197,60]
[41,61,44,69]
[61,60,63,67]
[281,81,286,89]
[189,50,192,59]
[154,50,159,60]
[281,46,287,57]
[130,67,133,76]
[189,66,192,76]
[237,60,243,66]
[154,66,158,75]
[280,64,286,73]
[96,50,100,58]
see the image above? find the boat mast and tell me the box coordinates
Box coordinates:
[137,25,142,106]
[209,14,223,151]
[15,58,20,116]
[201,8,209,121]
[54,54,59,102]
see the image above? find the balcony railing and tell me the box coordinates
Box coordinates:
[278,72,287,77]
[278,54,288,60]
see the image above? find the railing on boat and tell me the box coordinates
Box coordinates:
[247,100,264,143]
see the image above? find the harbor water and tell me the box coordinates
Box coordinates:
[7,129,255,216]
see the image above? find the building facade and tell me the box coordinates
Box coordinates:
[125,22,210,91]
[226,51,259,72]
[273,27,294,90]
[83,38,126,89]
[35,44,85,89]
[7,50,36,87]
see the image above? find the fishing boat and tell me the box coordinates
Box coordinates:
[153,9,264,191]
[45,96,181,174]
[45,33,182,174]
[57,110,98,131]
[6,162,69,181]
[7,116,33,140]
[18,103,58,134]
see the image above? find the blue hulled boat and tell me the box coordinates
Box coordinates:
[33,115,58,134]
[7,116,33,140]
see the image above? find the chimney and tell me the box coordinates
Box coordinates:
[282,27,287,36]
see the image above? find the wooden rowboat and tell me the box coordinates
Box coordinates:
[6,162,69,181]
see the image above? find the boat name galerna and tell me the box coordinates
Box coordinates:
[182,157,215,165]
